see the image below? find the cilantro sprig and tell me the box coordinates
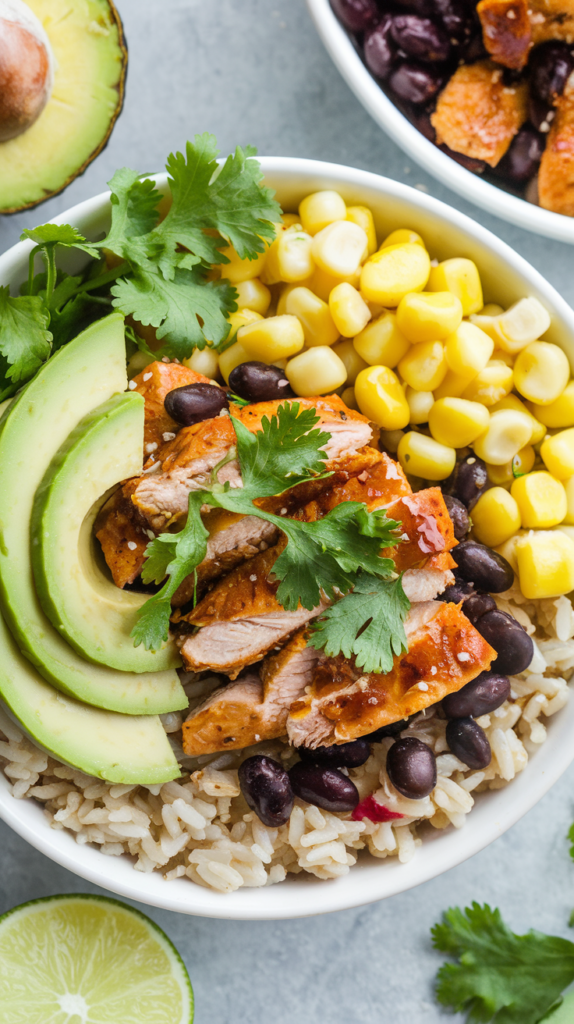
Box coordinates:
[132,402,409,672]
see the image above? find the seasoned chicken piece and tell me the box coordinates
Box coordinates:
[431,61,528,166]
[238,395,372,460]
[181,629,320,755]
[94,488,152,589]
[381,489,457,570]
[402,551,456,603]
[131,361,212,450]
[287,602,496,748]
[539,77,574,216]
[478,0,533,69]
[292,450,411,522]
[530,0,574,45]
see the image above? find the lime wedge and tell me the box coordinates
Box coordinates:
[0,894,193,1023]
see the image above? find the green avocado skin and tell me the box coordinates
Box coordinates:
[31,391,181,675]
[0,313,186,716]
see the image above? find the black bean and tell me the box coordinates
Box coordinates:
[386,737,437,799]
[389,15,451,62]
[297,738,371,769]
[529,41,574,105]
[438,578,475,605]
[474,609,534,676]
[528,94,555,133]
[443,494,470,540]
[446,717,491,769]
[439,145,487,175]
[164,382,229,427]
[443,670,511,718]
[392,0,434,15]
[389,61,446,104]
[228,361,294,403]
[364,15,397,80]
[434,0,472,40]
[452,540,515,593]
[462,591,496,624]
[460,28,487,63]
[442,454,488,509]
[330,0,379,32]
[366,718,411,742]
[289,762,359,813]
[495,126,544,182]
[238,755,294,827]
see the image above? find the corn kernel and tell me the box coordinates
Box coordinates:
[281,213,300,228]
[473,409,533,465]
[511,471,567,527]
[398,340,447,392]
[460,360,514,405]
[481,304,505,317]
[380,228,425,249]
[490,394,546,444]
[183,346,220,380]
[219,243,267,284]
[540,428,574,480]
[332,338,368,385]
[238,314,305,362]
[353,312,410,368]
[427,257,483,316]
[396,291,463,343]
[491,348,514,367]
[470,297,552,354]
[515,530,574,599]
[527,381,574,427]
[329,283,371,337]
[277,283,302,316]
[360,244,431,306]
[298,191,347,235]
[406,387,434,424]
[259,231,283,286]
[428,397,490,447]
[380,429,405,453]
[433,369,476,399]
[219,341,252,384]
[284,287,339,348]
[275,227,315,282]
[487,444,535,485]
[341,385,359,411]
[562,476,574,524]
[285,346,347,396]
[311,220,368,279]
[514,341,570,404]
[445,321,494,377]
[472,488,521,547]
[346,206,377,255]
[496,529,527,574]
[397,431,456,480]
[307,266,361,302]
[355,365,410,430]
[233,278,271,316]
[226,308,264,344]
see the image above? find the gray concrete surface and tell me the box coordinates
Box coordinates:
[1,1,574,1020]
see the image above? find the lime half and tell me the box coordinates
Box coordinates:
[0,893,193,1024]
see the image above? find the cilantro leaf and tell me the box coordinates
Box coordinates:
[0,289,52,383]
[21,224,99,258]
[539,991,574,1023]
[272,527,356,611]
[568,822,574,863]
[308,574,409,674]
[103,169,164,261]
[432,903,574,1024]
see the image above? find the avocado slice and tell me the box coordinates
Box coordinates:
[31,391,180,673]
[0,0,127,213]
[0,611,180,784]
[0,312,186,715]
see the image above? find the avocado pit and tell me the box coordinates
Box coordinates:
[0,0,54,142]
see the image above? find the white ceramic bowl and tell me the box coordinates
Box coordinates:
[1,158,574,920]
[306,0,574,245]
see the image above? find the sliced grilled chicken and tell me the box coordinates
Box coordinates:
[539,77,574,216]
[131,360,212,450]
[94,487,152,589]
[402,552,456,603]
[530,0,574,46]
[477,0,532,70]
[287,602,496,748]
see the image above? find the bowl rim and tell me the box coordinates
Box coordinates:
[305,0,574,245]
[1,154,574,920]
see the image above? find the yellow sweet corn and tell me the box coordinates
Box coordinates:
[514,341,570,404]
[219,341,252,384]
[355,365,410,430]
[496,529,527,574]
[563,476,574,524]
[515,530,574,599]
[398,340,447,392]
[397,431,456,480]
[487,444,535,485]
[284,287,340,348]
[380,228,425,249]
[360,244,431,306]
[341,385,360,411]
[428,397,490,447]
[298,191,347,235]
[226,308,264,343]
[444,322,494,377]
[281,213,301,228]
[491,348,515,367]
[540,428,574,480]
[329,283,372,337]
[473,409,533,465]
[219,243,267,283]
[427,257,483,316]
[471,488,521,547]
[406,387,434,424]
[527,381,574,428]
[481,304,505,317]
[307,266,361,302]
[471,297,552,354]
[396,291,463,343]
[183,346,220,380]
[259,231,283,286]
[277,283,302,317]
[311,220,368,278]
[332,338,368,385]
[277,227,315,282]
[511,471,567,528]
[490,394,546,444]
[433,369,476,400]
[346,206,377,255]
[353,312,410,368]
[285,346,347,396]
[234,278,271,316]
[238,314,305,362]
[461,361,514,405]
[379,429,405,452]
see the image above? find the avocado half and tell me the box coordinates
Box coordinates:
[0,0,127,214]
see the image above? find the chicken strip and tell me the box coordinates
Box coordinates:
[131,360,212,450]
[287,602,496,748]
[478,0,533,69]
[530,0,574,45]
[539,77,574,216]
